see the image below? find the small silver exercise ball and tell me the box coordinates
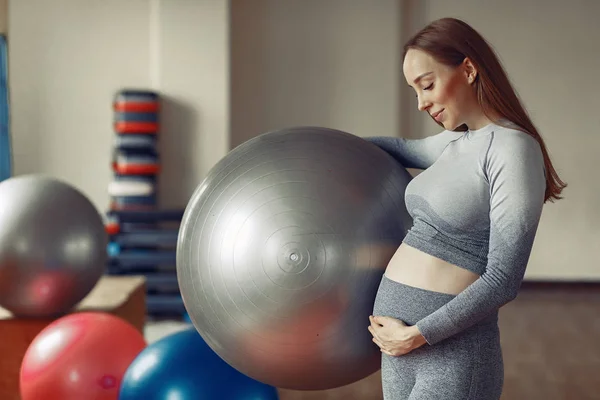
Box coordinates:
[0,175,107,317]
[177,127,413,390]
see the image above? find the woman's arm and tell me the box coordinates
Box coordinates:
[364,130,462,169]
[414,131,546,345]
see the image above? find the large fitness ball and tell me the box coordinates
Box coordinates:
[0,175,107,317]
[177,127,413,390]
[119,327,279,399]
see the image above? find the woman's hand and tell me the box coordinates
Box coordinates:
[368,315,428,356]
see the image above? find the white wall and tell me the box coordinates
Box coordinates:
[8,0,230,212]
[6,0,598,280]
[0,0,6,34]
[9,0,152,211]
[230,0,402,147]
[404,0,600,280]
[153,0,230,209]
[231,0,600,280]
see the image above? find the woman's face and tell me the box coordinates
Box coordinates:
[403,48,477,131]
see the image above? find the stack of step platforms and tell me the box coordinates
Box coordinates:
[105,210,186,317]
[105,89,186,318]
[110,89,159,211]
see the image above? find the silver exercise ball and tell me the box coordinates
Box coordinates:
[0,175,107,317]
[177,127,413,390]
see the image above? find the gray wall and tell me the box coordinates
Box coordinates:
[4,0,597,280]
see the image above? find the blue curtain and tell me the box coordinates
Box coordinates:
[0,35,11,182]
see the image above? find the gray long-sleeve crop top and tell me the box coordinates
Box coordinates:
[366,120,546,345]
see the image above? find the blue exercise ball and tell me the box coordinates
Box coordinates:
[119,327,279,400]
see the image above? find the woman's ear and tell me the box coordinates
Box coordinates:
[462,57,478,84]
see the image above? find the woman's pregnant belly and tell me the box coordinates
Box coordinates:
[384,243,480,296]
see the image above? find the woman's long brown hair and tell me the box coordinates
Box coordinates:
[404,18,566,202]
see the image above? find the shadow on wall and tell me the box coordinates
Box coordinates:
[230,0,394,148]
[156,94,200,210]
[399,0,428,139]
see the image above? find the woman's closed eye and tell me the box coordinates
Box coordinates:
[414,83,434,98]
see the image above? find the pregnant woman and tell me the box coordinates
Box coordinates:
[366,17,566,399]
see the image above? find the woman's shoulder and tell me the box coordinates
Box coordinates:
[489,124,542,157]
[484,125,545,181]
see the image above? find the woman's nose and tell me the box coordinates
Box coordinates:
[417,97,431,112]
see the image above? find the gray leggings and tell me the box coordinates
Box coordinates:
[373,275,504,399]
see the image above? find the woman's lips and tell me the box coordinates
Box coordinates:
[433,109,445,122]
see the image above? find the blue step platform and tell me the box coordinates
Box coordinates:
[104,208,186,318]
[0,35,11,182]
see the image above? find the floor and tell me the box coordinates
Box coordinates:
[144,318,190,344]
[144,282,600,400]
